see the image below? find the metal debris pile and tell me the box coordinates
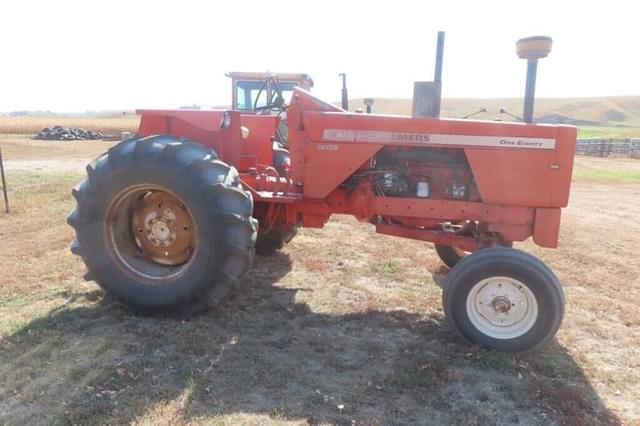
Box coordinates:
[34,126,105,141]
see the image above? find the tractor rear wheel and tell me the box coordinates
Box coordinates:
[442,248,564,353]
[68,135,257,314]
[434,221,473,268]
[434,244,468,269]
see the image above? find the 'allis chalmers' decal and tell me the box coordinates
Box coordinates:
[321,129,556,150]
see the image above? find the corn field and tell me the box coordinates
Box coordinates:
[0,116,139,135]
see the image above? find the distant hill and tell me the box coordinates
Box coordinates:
[350,96,640,123]
[349,96,640,138]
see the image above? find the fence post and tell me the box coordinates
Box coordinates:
[0,146,8,213]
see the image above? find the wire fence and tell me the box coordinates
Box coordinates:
[576,138,640,159]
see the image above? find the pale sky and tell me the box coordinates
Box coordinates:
[1,0,638,112]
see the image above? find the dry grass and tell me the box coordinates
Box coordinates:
[0,137,637,424]
[0,116,139,135]
[572,156,640,184]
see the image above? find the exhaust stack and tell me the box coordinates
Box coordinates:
[339,73,349,111]
[516,36,552,123]
[433,31,445,114]
[412,31,445,118]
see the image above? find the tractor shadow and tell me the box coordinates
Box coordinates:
[430,265,449,288]
[0,253,620,425]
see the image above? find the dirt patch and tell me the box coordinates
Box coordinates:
[0,134,116,161]
[0,134,117,172]
[4,159,95,173]
[574,156,640,174]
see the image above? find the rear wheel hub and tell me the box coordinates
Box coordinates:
[105,185,198,282]
[131,192,194,265]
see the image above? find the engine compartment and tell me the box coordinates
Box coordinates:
[347,147,481,201]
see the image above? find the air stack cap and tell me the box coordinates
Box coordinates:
[516,36,553,60]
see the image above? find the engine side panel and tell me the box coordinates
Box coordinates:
[465,125,576,207]
[303,142,381,198]
[298,108,575,208]
[464,148,555,206]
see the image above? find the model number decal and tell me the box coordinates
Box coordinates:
[317,144,339,151]
[322,129,556,150]
[499,138,547,148]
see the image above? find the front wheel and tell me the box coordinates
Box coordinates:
[442,248,564,353]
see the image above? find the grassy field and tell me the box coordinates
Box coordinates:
[573,156,640,183]
[574,125,640,139]
[0,137,638,424]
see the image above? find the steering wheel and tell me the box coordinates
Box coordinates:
[252,76,285,114]
[251,76,289,145]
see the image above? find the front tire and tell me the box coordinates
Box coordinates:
[442,248,564,353]
[67,135,257,314]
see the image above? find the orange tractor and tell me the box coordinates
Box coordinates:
[69,34,575,352]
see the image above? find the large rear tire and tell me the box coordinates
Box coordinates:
[68,135,257,314]
[434,244,467,269]
[434,221,472,268]
[442,248,564,353]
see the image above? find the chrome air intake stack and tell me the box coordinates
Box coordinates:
[516,36,553,123]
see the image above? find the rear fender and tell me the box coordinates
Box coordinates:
[136,109,243,165]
